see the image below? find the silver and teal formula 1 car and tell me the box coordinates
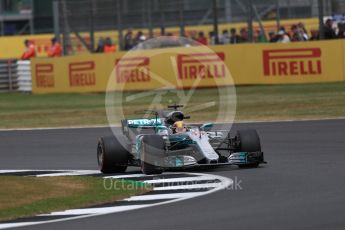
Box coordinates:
[97,105,266,174]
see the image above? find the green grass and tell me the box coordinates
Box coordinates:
[0,83,345,128]
[0,176,150,221]
[236,83,345,121]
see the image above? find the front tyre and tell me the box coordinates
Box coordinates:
[141,135,164,175]
[97,136,129,174]
[236,129,261,168]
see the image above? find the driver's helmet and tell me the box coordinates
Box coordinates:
[173,121,187,133]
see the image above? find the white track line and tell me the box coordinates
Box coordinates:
[0,125,109,132]
[35,170,99,177]
[144,175,218,184]
[124,192,205,201]
[1,117,344,131]
[103,172,193,180]
[0,170,31,173]
[103,173,148,179]
[153,183,218,191]
[0,223,41,229]
[0,170,99,174]
[0,171,232,230]
[40,205,149,216]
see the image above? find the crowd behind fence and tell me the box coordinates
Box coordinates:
[56,0,342,53]
[92,18,345,52]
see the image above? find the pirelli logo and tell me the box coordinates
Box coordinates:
[263,48,322,76]
[115,57,150,83]
[69,61,96,87]
[177,53,226,79]
[35,64,54,88]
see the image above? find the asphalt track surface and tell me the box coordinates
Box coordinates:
[1,119,345,230]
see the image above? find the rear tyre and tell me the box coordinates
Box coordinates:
[97,136,129,174]
[236,129,261,168]
[141,135,164,175]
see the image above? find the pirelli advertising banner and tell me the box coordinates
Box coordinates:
[31,40,345,93]
[31,46,233,93]
[238,40,344,85]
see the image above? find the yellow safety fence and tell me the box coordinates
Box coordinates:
[31,39,345,94]
[0,18,319,59]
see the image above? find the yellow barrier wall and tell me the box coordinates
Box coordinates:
[223,40,344,85]
[31,40,345,94]
[31,47,233,93]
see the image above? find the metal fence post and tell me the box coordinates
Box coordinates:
[53,0,60,42]
[179,0,185,36]
[276,0,281,30]
[147,0,153,38]
[224,0,232,23]
[116,0,124,50]
[61,0,71,55]
[30,0,35,34]
[160,0,166,35]
[247,0,254,42]
[213,0,219,44]
[287,0,291,18]
[318,0,325,39]
[90,0,95,52]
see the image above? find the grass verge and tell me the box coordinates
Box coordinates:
[0,176,150,221]
[0,83,345,128]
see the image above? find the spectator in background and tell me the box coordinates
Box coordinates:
[96,37,105,52]
[256,29,267,43]
[124,30,134,50]
[189,31,200,46]
[337,22,345,39]
[208,31,216,45]
[239,28,248,43]
[290,24,306,41]
[134,31,146,47]
[268,31,278,42]
[47,37,62,57]
[229,28,241,44]
[134,33,147,49]
[298,22,309,40]
[219,29,230,44]
[276,29,291,43]
[309,29,320,40]
[324,19,336,39]
[21,40,36,60]
[103,37,116,53]
[196,31,208,45]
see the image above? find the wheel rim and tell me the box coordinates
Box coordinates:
[97,142,104,168]
[140,144,145,173]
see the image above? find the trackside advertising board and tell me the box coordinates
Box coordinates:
[31,40,345,93]
[227,40,344,85]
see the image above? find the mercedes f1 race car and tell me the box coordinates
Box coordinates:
[97,105,266,174]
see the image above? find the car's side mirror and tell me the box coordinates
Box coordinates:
[200,123,213,132]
